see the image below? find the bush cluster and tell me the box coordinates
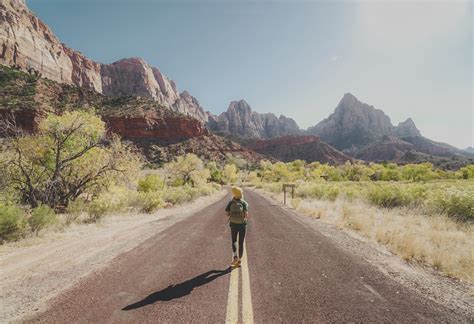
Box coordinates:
[258,180,474,222]
[0,204,57,242]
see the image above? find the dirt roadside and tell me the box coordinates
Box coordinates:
[0,190,227,323]
[255,189,474,320]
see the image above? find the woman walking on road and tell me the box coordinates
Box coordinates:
[225,186,249,267]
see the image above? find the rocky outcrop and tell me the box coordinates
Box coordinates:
[0,64,206,141]
[0,0,103,91]
[148,134,272,165]
[208,99,301,139]
[307,93,394,150]
[306,93,466,160]
[0,0,208,122]
[0,108,42,133]
[399,136,464,157]
[244,135,352,164]
[172,91,209,122]
[394,118,421,137]
[103,115,209,139]
[354,136,416,161]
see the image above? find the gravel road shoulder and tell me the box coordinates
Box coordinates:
[255,189,474,320]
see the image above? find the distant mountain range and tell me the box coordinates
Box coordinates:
[0,0,471,168]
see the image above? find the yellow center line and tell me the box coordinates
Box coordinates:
[241,242,254,324]
[225,262,239,324]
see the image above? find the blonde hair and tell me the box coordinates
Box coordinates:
[231,186,243,199]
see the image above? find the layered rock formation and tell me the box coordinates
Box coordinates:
[208,100,301,139]
[308,93,464,159]
[354,136,416,161]
[0,0,208,122]
[148,134,271,165]
[394,118,421,137]
[308,93,398,150]
[0,65,206,140]
[244,135,352,164]
[0,65,268,165]
[104,116,208,140]
[0,0,103,91]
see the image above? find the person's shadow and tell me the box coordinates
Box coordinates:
[122,268,232,311]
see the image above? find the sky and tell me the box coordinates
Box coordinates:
[27,0,473,149]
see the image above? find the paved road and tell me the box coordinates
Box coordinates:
[28,189,463,323]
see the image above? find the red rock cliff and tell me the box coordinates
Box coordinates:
[103,116,209,139]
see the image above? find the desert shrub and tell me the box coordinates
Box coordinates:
[325,186,340,201]
[428,189,474,222]
[460,165,474,180]
[138,174,165,193]
[367,185,412,208]
[131,192,163,213]
[28,205,56,234]
[87,199,110,222]
[0,204,27,242]
[65,199,87,224]
[162,186,191,205]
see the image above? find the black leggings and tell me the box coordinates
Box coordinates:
[230,224,246,258]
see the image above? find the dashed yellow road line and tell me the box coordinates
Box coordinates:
[225,263,239,324]
[241,242,254,324]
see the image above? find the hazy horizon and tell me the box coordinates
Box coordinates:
[28,0,473,149]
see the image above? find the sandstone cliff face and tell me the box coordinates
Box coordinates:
[103,115,209,139]
[0,0,207,122]
[208,99,301,139]
[308,93,395,150]
[0,0,103,91]
[0,65,207,142]
[394,118,421,137]
[307,93,465,160]
[172,91,209,122]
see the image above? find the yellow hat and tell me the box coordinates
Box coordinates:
[232,186,243,199]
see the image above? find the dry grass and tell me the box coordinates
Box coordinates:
[265,191,474,283]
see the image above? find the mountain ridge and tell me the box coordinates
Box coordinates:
[0,0,468,165]
[0,0,208,122]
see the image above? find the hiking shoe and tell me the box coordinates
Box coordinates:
[232,256,239,265]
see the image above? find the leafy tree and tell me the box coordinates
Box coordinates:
[460,165,474,179]
[223,164,238,184]
[0,111,142,209]
[206,161,223,183]
[165,153,207,187]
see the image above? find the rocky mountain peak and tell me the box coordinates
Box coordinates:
[228,100,253,115]
[308,93,394,150]
[395,118,421,137]
[208,100,301,139]
[0,1,209,123]
[2,0,26,9]
[340,92,359,104]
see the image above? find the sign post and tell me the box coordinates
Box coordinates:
[283,183,295,206]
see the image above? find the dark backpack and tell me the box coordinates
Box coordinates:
[229,200,245,224]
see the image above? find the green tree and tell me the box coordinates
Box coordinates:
[0,111,142,209]
[223,164,238,184]
[206,161,223,183]
[165,153,206,187]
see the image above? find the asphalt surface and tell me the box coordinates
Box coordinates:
[27,189,464,323]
